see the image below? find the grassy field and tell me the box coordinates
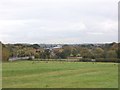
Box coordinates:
[2,61,118,88]
[0,63,2,88]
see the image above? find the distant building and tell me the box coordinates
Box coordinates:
[53,45,62,49]
[44,45,62,50]
[91,59,96,62]
[9,56,35,61]
[67,56,82,59]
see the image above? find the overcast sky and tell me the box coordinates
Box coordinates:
[0,0,119,44]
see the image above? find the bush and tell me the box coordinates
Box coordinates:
[80,58,120,63]
[2,46,10,62]
[95,58,119,63]
[79,58,92,62]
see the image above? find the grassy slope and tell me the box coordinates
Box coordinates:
[2,61,118,88]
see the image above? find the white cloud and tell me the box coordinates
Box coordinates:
[100,20,118,33]
[87,32,103,35]
[0,0,118,44]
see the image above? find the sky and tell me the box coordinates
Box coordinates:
[0,0,119,44]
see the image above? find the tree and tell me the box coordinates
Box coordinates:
[93,47,104,58]
[62,46,72,58]
[32,44,40,49]
[44,49,51,59]
[17,50,25,57]
[116,49,120,59]
[52,49,63,59]
[107,50,117,58]
[58,51,67,59]
[40,52,46,59]
[80,48,92,58]
[34,53,40,58]
[2,45,10,62]
[71,48,78,56]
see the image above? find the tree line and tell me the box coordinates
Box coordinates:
[1,42,120,62]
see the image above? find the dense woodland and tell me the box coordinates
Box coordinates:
[1,42,120,62]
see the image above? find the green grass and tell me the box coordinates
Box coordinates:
[0,63,2,89]
[2,61,118,88]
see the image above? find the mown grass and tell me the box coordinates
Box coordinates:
[2,61,118,88]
